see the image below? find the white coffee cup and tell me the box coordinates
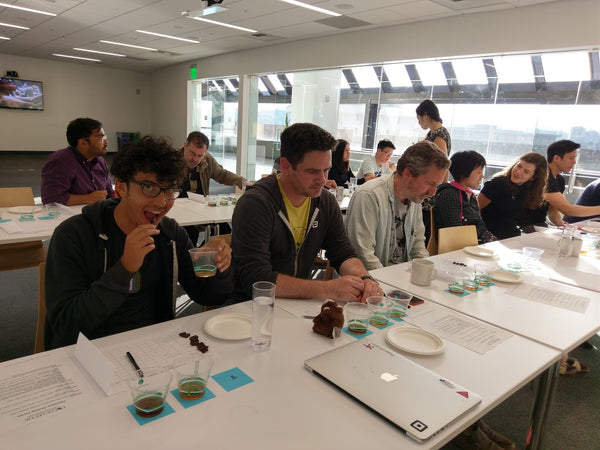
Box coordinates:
[410,258,436,286]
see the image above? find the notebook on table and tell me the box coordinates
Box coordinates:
[304,339,481,442]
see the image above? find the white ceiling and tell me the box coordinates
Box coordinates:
[0,0,564,73]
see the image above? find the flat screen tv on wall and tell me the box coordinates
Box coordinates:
[0,77,44,111]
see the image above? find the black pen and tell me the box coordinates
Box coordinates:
[126,351,144,378]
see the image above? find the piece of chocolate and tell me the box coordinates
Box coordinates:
[197,342,209,353]
[312,300,344,339]
[179,331,190,338]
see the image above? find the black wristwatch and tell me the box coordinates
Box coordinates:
[361,274,376,282]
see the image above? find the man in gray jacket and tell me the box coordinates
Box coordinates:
[180,131,247,244]
[232,122,381,302]
[180,131,246,197]
[346,141,450,270]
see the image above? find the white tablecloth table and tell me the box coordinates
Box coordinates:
[370,234,600,449]
[0,299,559,450]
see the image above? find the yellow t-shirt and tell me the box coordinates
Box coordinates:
[278,176,311,249]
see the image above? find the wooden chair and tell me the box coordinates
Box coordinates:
[0,187,48,271]
[34,261,46,353]
[437,225,478,255]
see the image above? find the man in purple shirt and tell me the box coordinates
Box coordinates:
[41,118,114,205]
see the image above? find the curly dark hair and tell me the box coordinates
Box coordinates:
[449,151,486,182]
[110,135,187,186]
[280,123,336,169]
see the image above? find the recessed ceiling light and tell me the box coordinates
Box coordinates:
[74,48,126,57]
[100,40,158,51]
[53,54,101,62]
[0,2,56,16]
[0,36,10,40]
[0,22,30,30]
[136,30,199,44]
[280,0,341,16]
[187,16,257,33]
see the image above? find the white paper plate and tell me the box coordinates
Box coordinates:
[7,206,42,214]
[490,270,523,284]
[203,313,252,340]
[463,246,495,258]
[385,327,445,356]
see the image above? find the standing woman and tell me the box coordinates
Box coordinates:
[416,99,451,243]
[328,139,361,188]
[478,153,548,240]
[416,99,451,156]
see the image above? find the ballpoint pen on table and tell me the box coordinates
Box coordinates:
[126,351,144,378]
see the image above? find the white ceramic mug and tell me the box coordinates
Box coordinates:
[410,258,436,286]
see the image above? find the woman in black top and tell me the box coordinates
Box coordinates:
[434,151,495,244]
[328,139,361,188]
[478,153,547,240]
[416,99,451,157]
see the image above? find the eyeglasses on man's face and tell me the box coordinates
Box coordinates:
[129,179,181,200]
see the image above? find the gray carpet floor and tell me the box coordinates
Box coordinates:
[1,152,599,449]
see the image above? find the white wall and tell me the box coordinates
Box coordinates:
[150,0,600,142]
[0,55,152,151]
[1,0,597,151]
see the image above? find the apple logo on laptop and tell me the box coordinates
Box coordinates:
[380,372,398,382]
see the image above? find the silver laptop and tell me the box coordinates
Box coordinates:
[304,339,482,442]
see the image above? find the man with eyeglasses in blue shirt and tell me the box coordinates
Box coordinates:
[44,136,232,349]
[41,117,115,205]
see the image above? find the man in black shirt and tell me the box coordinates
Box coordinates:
[545,140,600,226]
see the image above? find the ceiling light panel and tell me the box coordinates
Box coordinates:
[279,0,341,16]
[340,72,350,90]
[541,51,591,82]
[74,48,126,57]
[351,66,380,88]
[136,30,199,43]
[267,74,285,92]
[224,79,237,92]
[0,22,30,30]
[383,64,412,87]
[452,58,488,84]
[257,78,269,94]
[493,55,534,83]
[415,61,447,86]
[187,16,257,33]
[0,2,55,16]
[100,40,158,51]
[53,53,101,62]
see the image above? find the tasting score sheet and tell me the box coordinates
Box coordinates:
[0,349,99,432]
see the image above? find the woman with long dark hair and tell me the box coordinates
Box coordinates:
[328,139,360,188]
[478,152,548,239]
[416,99,451,156]
[416,100,452,243]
